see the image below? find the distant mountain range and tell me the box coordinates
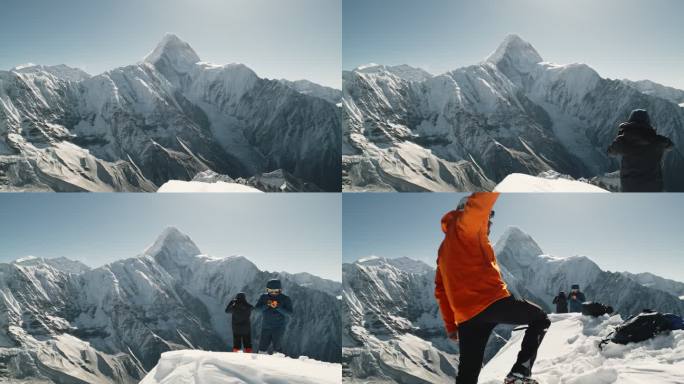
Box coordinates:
[0,34,341,192]
[0,227,341,383]
[342,226,684,383]
[343,34,684,191]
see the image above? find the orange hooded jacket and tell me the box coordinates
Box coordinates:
[435,192,510,335]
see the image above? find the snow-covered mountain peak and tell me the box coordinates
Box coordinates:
[355,255,434,275]
[486,34,543,72]
[44,256,91,274]
[144,227,202,262]
[386,256,434,275]
[143,33,200,72]
[356,255,382,263]
[355,63,383,72]
[355,255,392,268]
[494,226,544,264]
[11,63,91,82]
[353,63,432,82]
[12,255,39,264]
[386,64,433,82]
[11,255,89,274]
[622,78,684,106]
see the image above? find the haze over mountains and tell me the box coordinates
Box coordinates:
[342,226,684,383]
[343,34,684,192]
[0,227,341,384]
[0,34,341,192]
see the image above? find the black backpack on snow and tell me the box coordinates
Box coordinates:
[599,310,672,349]
[581,301,614,317]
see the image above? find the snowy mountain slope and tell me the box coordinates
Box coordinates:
[343,227,684,383]
[343,34,684,191]
[354,64,434,83]
[621,272,684,300]
[140,350,342,384]
[279,79,342,105]
[0,256,146,383]
[623,79,684,106]
[12,64,91,82]
[279,271,342,297]
[0,228,341,384]
[12,255,91,274]
[0,33,341,191]
[342,255,542,383]
[480,313,684,384]
[495,226,684,316]
[342,257,459,383]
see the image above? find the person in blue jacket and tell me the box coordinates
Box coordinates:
[567,284,586,313]
[255,279,293,354]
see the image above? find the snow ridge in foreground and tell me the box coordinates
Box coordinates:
[480,313,684,384]
[494,173,609,192]
[157,180,263,192]
[140,350,342,384]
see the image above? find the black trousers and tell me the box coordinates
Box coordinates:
[233,332,252,350]
[258,327,285,353]
[456,296,550,384]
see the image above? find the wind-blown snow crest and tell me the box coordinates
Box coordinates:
[141,351,341,384]
[157,180,263,192]
[494,172,609,192]
[480,313,684,384]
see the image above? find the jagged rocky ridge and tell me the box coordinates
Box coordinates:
[342,227,684,383]
[0,227,341,383]
[0,34,341,192]
[343,34,684,191]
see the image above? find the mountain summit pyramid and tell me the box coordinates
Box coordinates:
[486,34,544,71]
[144,226,202,261]
[143,33,201,72]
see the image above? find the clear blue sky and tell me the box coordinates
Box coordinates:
[0,194,341,281]
[343,193,684,282]
[343,0,684,89]
[0,0,341,88]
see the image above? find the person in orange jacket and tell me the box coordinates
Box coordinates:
[435,192,550,384]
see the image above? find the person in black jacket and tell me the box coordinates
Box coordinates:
[607,109,674,192]
[552,291,568,313]
[225,292,253,353]
[255,279,293,354]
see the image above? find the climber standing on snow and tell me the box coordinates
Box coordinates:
[225,292,254,353]
[607,109,674,192]
[552,291,568,314]
[435,192,550,384]
[255,279,293,354]
[567,285,586,313]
